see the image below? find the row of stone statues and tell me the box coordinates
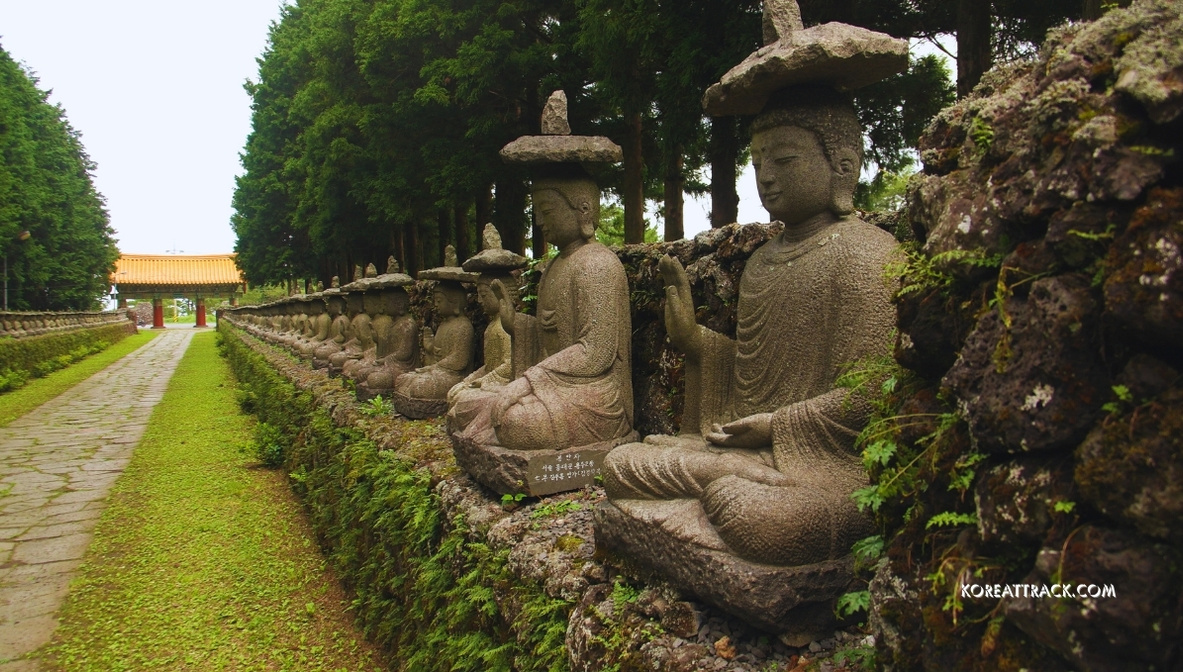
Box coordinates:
[226,0,906,643]
[0,310,133,339]
[226,232,516,419]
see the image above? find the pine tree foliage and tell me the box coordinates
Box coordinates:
[233,0,1083,285]
[0,43,118,310]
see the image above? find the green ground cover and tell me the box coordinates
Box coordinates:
[0,330,159,428]
[41,332,386,671]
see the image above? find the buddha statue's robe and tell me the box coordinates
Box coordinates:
[604,217,896,566]
[462,241,633,451]
[446,314,512,430]
[361,313,420,395]
[330,313,372,374]
[297,313,332,358]
[280,314,308,350]
[348,311,413,383]
[395,315,473,400]
[313,314,350,368]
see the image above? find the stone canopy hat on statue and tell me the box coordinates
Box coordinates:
[462,224,528,274]
[341,263,380,292]
[500,91,622,171]
[418,245,480,284]
[702,0,908,116]
[367,255,415,289]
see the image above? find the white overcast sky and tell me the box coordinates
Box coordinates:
[0,2,953,254]
[0,0,288,255]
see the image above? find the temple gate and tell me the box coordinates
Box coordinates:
[111,254,244,328]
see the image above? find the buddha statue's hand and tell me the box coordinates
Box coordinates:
[659,255,701,359]
[491,376,532,427]
[491,279,515,336]
[705,413,773,449]
[420,326,435,353]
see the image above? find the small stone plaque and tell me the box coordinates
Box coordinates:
[526,448,608,496]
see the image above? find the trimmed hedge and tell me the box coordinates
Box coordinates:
[0,321,136,393]
[218,324,571,672]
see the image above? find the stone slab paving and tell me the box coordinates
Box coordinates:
[0,330,194,670]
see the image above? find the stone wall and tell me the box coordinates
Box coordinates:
[220,316,860,672]
[0,310,132,339]
[870,2,1183,670]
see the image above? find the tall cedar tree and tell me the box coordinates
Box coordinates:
[0,44,117,310]
[233,0,1089,283]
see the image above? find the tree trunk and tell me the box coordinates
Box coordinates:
[407,219,421,276]
[393,224,406,274]
[437,208,451,266]
[663,149,684,241]
[475,184,494,230]
[956,0,992,97]
[454,203,470,263]
[494,174,529,255]
[622,110,645,244]
[709,116,740,227]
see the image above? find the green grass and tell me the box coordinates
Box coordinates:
[0,330,160,428]
[40,332,387,671]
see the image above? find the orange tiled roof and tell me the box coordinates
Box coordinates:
[112,254,243,287]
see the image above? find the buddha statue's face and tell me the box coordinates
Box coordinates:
[533,189,582,249]
[476,279,500,317]
[751,125,838,226]
[363,292,382,315]
[433,284,464,316]
[384,290,408,316]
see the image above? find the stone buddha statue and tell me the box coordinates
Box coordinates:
[341,290,381,381]
[596,0,907,638]
[483,174,633,451]
[328,289,371,376]
[348,258,418,399]
[447,224,529,431]
[313,290,350,369]
[450,91,636,496]
[278,299,308,350]
[296,295,331,359]
[357,283,420,400]
[392,246,476,418]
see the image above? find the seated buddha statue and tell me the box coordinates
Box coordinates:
[348,261,418,399]
[341,289,381,381]
[328,290,371,376]
[295,295,331,359]
[601,87,897,569]
[393,248,476,418]
[458,172,633,452]
[312,290,350,369]
[446,224,528,431]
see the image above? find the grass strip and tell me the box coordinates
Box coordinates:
[0,330,160,428]
[41,331,386,671]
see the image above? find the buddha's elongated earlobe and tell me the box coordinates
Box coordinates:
[830,150,859,216]
[578,201,596,239]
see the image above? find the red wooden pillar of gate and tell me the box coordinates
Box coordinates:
[152,297,165,329]
[195,297,207,327]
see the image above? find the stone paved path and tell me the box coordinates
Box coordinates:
[0,330,195,671]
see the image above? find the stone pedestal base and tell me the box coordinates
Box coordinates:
[392,390,448,419]
[451,431,638,496]
[594,499,854,638]
[355,383,388,402]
